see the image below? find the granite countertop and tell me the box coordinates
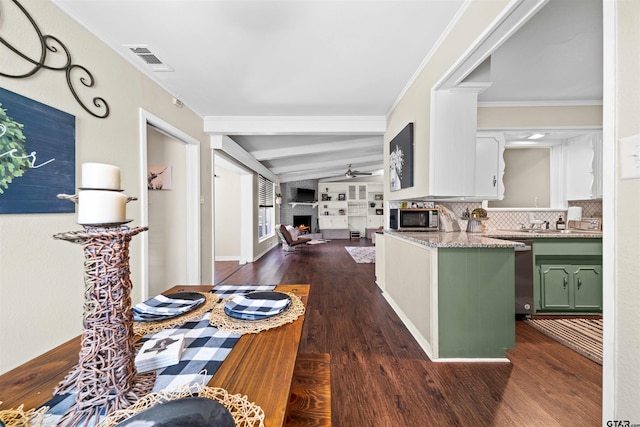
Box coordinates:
[484,229,603,239]
[384,228,602,249]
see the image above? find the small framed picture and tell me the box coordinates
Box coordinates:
[148,164,172,190]
[321,193,329,201]
[375,209,383,215]
[375,194,383,200]
[338,193,346,201]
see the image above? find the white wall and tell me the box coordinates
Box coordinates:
[0,2,210,373]
[490,147,550,208]
[147,127,188,296]
[612,0,640,420]
[214,164,242,260]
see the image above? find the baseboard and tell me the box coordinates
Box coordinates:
[381,292,436,360]
[215,256,241,261]
[254,242,278,261]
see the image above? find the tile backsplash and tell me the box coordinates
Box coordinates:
[438,200,602,231]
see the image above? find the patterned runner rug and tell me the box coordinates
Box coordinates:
[344,246,375,263]
[524,317,602,365]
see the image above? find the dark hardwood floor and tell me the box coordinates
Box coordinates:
[216,239,602,426]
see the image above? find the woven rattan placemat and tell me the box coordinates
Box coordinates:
[96,383,264,427]
[209,292,305,335]
[133,292,217,336]
[0,403,49,427]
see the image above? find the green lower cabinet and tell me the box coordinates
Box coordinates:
[539,263,602,312]
[533,238,603,313]
[438,248,515,359]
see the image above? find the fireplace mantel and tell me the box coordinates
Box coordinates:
[288,202,318,208]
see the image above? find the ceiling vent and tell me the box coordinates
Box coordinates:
[126,45,173,72]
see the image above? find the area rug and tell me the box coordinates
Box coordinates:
[524,317,603,365]
[345,246,375,263]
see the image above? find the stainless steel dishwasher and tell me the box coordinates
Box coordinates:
[514,240,534,317]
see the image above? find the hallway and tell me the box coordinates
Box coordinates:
[216,239,601,426]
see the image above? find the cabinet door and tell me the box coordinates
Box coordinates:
[540,265,571,310]
[430,89,479,197]
[565,134,595,200]
[358,184,367,200]
[348,185,356,200]
[318,217,331,229]
[367,215,384,228]
[333,216,348,228]
[475,134,504,199]
[319,217,346,229]
[573,265,602,310]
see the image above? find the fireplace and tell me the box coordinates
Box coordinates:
[293,215,312,234]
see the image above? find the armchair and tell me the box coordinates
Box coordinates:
[277,224,311,253]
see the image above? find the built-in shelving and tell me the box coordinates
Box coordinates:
[318,181,384,237]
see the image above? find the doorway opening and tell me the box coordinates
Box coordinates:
[139,109,200,299]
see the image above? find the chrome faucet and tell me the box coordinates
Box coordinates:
[528,213,544,229]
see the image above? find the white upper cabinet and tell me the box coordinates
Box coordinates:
[565,132,603,200]
[429,87,485,198]
[475,133,505,200]
[348,184,367,201]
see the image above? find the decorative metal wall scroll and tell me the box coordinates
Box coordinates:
[0,0,110,118]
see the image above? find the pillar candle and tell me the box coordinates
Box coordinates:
[82,163,121,190]
[78,190,127,224]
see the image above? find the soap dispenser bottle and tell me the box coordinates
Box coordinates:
[556,215,566,230]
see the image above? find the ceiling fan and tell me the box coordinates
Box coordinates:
[344,164,372,178]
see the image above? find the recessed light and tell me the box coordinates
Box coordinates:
[527,133,546,140]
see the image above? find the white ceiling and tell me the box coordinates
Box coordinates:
[52,0,602,183]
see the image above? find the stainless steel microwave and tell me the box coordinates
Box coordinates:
[389,208,439,231]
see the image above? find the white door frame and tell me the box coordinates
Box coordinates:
[212,150,253,272]
[139,109,201,298]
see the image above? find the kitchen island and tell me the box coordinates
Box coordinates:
[377,231,522,361]
[376,229,602,361]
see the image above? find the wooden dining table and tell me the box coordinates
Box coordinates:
[0,284,309,427]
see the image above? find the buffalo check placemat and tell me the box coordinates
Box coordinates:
[133,293,205,321]
[40,285,276,426]
[225,292,291,318]
[212,284,276,297]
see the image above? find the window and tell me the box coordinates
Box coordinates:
[258,175,274,238]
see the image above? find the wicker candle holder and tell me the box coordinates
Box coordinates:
[52,225,154,427]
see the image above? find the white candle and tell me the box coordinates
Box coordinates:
[77,190,127,224]
[82,163,121,190]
